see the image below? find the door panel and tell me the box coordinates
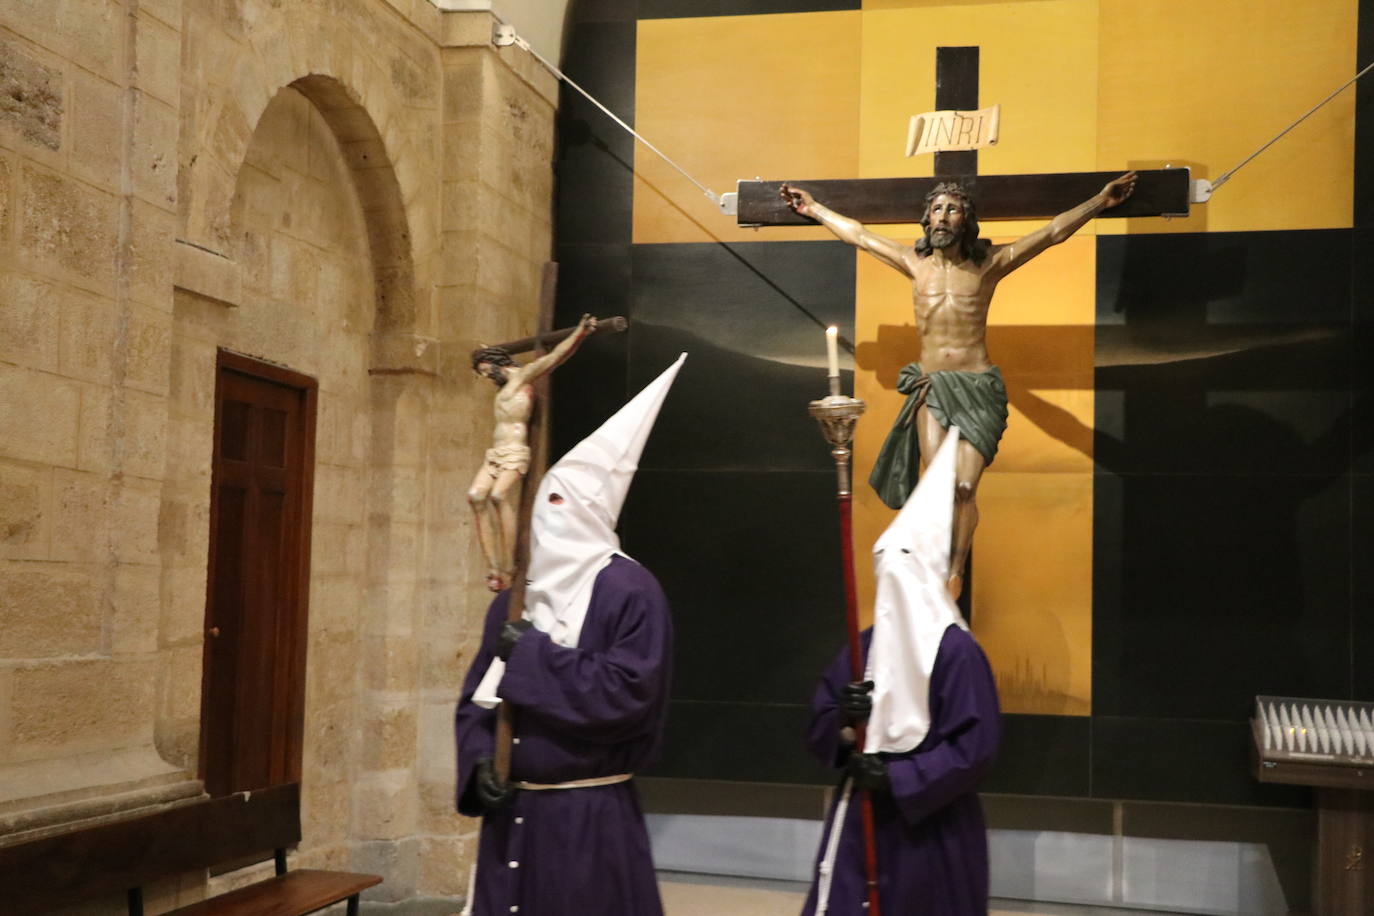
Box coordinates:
[201,353,317,797]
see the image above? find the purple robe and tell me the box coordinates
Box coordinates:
[801,624,1001,916]
[454,556,671,915]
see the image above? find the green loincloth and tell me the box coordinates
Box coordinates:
[867,362,1009,509]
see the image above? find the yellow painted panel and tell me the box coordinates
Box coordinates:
[858,2,1100,189]
[973,472,1093,716]
[984,234,1095,328]
[992,390,1094,474]
[864,0,1058,7]
[633,12,862,245]
[1098,0,1357,234]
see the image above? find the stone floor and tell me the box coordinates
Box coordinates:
[657,872,1169,916]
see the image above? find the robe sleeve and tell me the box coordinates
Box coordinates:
[805,631,873,769]
[884,628,1001,827]
[453,592,510,816]
[496,567,671,744]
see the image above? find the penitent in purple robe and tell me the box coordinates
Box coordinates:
[801,624,1001,916]
[455,556,671,916]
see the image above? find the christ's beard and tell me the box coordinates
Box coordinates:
[928,228,957,249]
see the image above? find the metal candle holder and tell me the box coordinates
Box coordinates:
[808,374,866,494]
[808,370,880,915]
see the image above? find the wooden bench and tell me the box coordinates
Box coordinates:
[0,782,381,916]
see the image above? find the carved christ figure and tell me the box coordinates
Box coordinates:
[468,313,598,592]
[781,172,1137,599]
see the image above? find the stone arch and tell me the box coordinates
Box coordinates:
[178,1,440,339]
[286,74,416,335]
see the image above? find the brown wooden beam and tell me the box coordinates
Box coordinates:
[737,168,1191,226]
[486,315,628,356]
[933,46,979,178]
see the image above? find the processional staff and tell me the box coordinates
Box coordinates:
[808,327,880,916]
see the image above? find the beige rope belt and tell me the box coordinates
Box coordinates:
[513,773,633,791]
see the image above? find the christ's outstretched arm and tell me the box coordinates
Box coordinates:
[781,184,915,278]
[520,313,598,383]
[989,171,1137,278]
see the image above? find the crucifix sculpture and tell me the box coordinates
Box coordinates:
[757,47,1186,600]
[470,268,628,783]
[468,305,629,593]
[469,314,599,592]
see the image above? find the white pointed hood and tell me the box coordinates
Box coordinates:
[863,425,968,754]
[525,353,686,645]
[472,354,685,709]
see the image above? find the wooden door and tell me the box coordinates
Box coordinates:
[200,351,317,797]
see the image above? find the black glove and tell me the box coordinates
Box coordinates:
[846,752,890,794]
[474,757,518,811]
[497,619,534,660]
[839,680,874,726]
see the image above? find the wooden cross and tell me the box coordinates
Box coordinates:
[735,46,1191,226]
[490,264,561,782]
[489,315,628,357]
[744,47,1188,618]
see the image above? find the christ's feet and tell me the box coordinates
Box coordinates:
[485,571,510,592]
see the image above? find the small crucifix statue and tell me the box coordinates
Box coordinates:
[468,313,599,592]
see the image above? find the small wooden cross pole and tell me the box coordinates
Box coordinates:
[490,264,556,783]
[736,47,1191,226]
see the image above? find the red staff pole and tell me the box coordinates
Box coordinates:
[809,371,879,916]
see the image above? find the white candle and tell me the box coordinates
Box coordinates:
[826,326,839,377]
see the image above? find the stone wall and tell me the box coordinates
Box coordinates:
[0,0,559,910]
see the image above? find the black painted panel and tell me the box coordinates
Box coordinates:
[983,793,1114,834]
[557,23,637,246]
[549,245,632,461]
[628,241,855,471]
[1353,229,1374,475]
[981,714,1089,797]
[547,318,631,461]
[555,243,635,326]
[649,700,838,784]
[560,20,637,133]
[1092,717,1310,807]
[621,469,847,706]
[1097,229,1351,326]
[1094,231,1353,477]
[1092,376,1352,477]
[1352,475,1374,701]
[1092,472,1351,720]
[571,0,639,23]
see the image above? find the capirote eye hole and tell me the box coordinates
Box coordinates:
[548,492,564,504]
